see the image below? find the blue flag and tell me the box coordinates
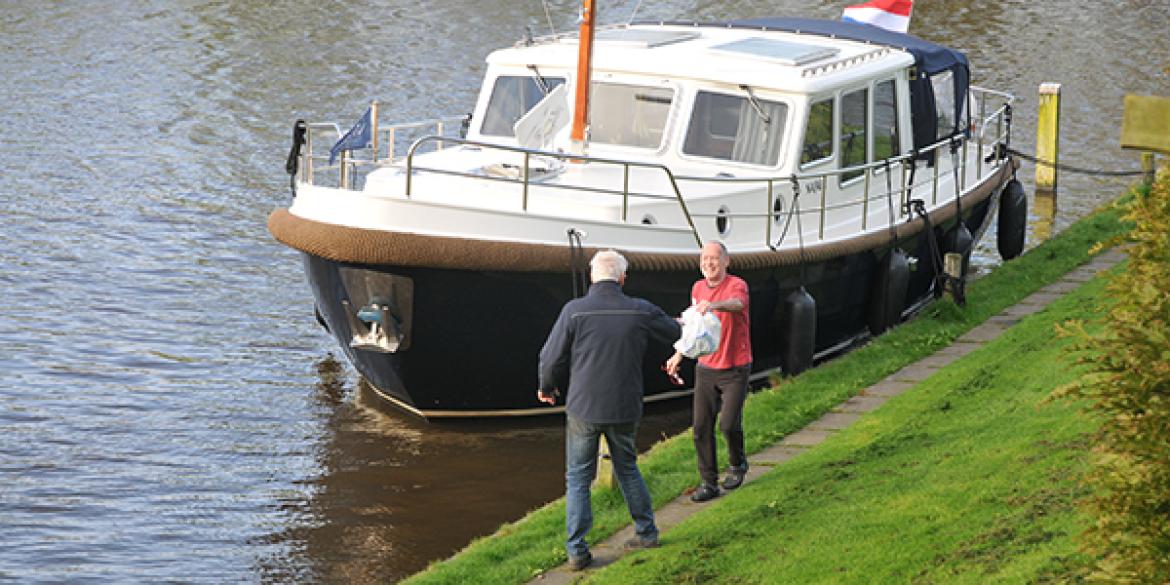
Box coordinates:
[329,106,373,165]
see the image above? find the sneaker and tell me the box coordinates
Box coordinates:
[567,551,592,571]
[624,536,660,550]
[721,464,748,490]
[690,483,720,503]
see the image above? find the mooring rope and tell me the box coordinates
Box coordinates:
[1005,147,1149,177]
[567,228,588,298]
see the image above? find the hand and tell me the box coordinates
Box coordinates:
[537,389,557,405]
[665,352,683,377]
[695,300,712,314]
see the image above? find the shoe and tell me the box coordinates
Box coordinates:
[690,483,720,503]
[721,464,748,490]
[567,551,592,571]
[624,536,660,550]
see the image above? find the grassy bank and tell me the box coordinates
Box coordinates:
[405,197,1130,584]
[588,264,1114,582]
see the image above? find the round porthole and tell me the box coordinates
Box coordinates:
[715,206,731,236]
[641,214,657,225]
[772,197,785,225]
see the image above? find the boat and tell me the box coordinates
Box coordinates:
[268,14,1025,418]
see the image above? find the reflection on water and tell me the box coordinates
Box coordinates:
[254,367,690,582]
[2,0,1168,581]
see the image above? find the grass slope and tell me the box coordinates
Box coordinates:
[405,200,1128,585]
[589,273,1112,583]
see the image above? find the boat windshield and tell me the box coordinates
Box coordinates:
[481,75,567,137]
[683,90,788,166]
[589,82,673,149]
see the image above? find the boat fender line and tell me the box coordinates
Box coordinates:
[997,179,1027,260]
[910,199,953,302]
[788,174,808,286]
[780,286,816,376]
[285,119,307,196]
[567,228,589,297]
[266,164,1011,274]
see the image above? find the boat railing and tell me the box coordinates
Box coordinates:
[300,115,470,189]
[676,90,1013,248]
[303,87,1013,250]
[403,135,705,246]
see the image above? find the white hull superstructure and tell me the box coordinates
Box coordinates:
[270,17,1022,417]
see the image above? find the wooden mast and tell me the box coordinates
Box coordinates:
[570,0,596,155]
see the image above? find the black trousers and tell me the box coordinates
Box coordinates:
[692,364,750,485]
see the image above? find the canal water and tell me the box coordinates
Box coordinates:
[2,1,1166,581]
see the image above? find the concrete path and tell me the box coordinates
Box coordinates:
[530,249,1126,584]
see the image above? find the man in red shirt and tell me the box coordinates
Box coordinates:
[666,241,752,502]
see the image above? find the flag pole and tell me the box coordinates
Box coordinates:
[570,0,596,156]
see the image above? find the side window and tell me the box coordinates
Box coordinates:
[873,79,899,162]
[683,91,788,166]
[481,75,566,137]
[839,88,867,184]
[800,99,834,167]
[590,83,674,149]
[931,69,956,139]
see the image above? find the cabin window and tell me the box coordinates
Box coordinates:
[589,83,673,149]
[481,75,566,137]
[931,69,957,139]
[683,91,788,166]
[873,79,899,162]
[839,88,868,184]
[800,99,833,167]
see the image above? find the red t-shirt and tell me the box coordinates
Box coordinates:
[692,275,752,369]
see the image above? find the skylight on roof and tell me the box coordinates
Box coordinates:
[711,37,839,66]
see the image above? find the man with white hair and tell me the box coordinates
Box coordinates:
[538,249,681,571]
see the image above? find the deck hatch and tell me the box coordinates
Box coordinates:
[711,37,839,65]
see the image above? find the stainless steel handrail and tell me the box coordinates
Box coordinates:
[405,135,704,247]
[301,89,1013,249]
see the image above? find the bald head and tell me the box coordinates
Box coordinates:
[700,241,729,284]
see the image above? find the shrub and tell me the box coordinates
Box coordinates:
[1054,168,1170,582]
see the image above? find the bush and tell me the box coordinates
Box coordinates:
[1054,168,1170,582]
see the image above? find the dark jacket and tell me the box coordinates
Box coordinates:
[539,280,681,424]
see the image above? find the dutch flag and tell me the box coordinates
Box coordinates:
[842,0,914,33]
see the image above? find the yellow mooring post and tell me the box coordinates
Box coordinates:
[1036,83,1062,193]
[593,437,616,490]
[1034,83,1062,242]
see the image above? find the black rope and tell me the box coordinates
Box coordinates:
[567,228,588,298]
[949,138,963,218]
[788,175,807,287]
[910,199,950,300]
[1005,147,1148,177]
[285,119,307,195]
[883,159,897,248]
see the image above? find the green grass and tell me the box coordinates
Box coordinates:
[589,271,1113,583]
[404,198,1129,585]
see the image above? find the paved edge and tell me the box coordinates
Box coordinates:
[530,248,1126,583]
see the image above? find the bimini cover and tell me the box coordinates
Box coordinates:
[724,17,970,152]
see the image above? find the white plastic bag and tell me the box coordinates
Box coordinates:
[673,306,721,359]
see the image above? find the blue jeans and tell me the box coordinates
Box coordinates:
[565,415,658,558]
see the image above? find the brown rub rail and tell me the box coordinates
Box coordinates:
[268,162,1011,273]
